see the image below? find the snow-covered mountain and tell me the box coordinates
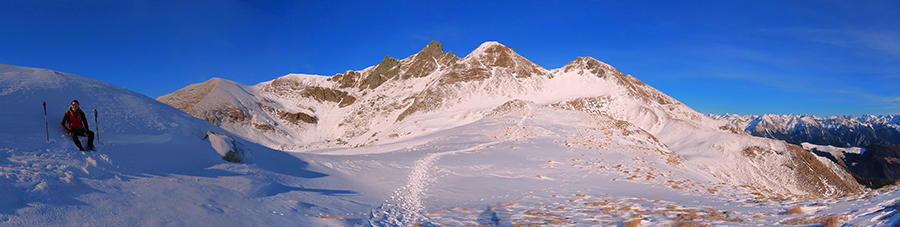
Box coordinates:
[6,60,900,225]
[711,114,900,147]
[159,41,863,199]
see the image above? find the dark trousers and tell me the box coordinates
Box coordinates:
[70,128,94,151]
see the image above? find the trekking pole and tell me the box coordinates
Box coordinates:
[94,109,99,144]
[44,102,49,142]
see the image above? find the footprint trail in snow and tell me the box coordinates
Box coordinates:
[369,106,532,226]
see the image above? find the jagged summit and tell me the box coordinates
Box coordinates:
[418,40,453,57]
[331,40,460,90]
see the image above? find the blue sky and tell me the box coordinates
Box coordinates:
[2,0,898,116]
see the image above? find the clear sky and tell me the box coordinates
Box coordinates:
[2,0,898,116]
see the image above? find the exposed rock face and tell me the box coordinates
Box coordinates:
[264,77,357,107]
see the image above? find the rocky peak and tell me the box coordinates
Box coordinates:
[418,40,450,58]
[401,40,459,80]
[340,41,460,90]
[463,41,526,69]
[560,56,621,78]
[439,41,549,84]
[362,55,402,89]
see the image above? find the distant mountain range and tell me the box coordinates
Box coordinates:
[711,114,900,147]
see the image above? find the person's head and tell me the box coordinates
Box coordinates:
[70,100,79,110]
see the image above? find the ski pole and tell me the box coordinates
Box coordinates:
[44,102,49,142]
[94,109,99,144]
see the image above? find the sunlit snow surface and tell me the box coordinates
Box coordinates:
[3,63,900,226]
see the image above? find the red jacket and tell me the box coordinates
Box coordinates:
[61,108,89,131]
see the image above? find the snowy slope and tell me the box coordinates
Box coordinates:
[0,64,375,226]
[5,63,900,226]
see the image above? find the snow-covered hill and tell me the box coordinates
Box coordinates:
[0,64,373,226]
[6,62,900,226]
[711,114,900,147]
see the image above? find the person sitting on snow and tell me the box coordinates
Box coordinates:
[61,100,94,151]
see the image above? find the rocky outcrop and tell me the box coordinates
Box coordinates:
[205,131,252,163]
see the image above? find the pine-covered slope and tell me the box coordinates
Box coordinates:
[159,41,865,197]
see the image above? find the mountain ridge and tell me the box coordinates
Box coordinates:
[158,41,865,197]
